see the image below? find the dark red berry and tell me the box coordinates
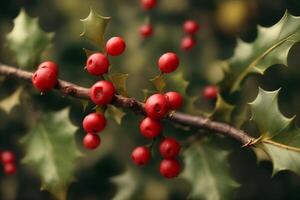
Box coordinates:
[181,36,196,51]
[89,80,115,105]
[106,37,126,56]
[160,159,181,179]
[83,133,101,149]
[1,151,15,164]
[140,117,162,139]
[32,68,57,92]
[158,52,179,73]
[159,138,181,159]
[165,91,183,110]
[145,94,169,119]
[83,112,106,133]
[140,0,157,10]
[183,20,199,35]
[139,24,153,38]
[86,53,110,76]
[38,61,58,76]
[203,85,218,100]
[3,163,16,175]
[131,146,151,166]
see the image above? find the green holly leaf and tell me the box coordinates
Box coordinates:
[210,94,234,123]
[150,74,165,93]
[80,9,111,48]
[221,11,300,92]
[250,88,300,175]
[108,73,129,97]
[181,139,239,200]
[111,167,140,200]
[6,9,54,69]
[0,87,23,113]
[106,105,126,125]
[20,108,81,200]
[166,71,189,95]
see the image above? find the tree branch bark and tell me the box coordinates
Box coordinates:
[0,63,255,146]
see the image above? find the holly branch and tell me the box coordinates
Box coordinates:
[0,63,254,146]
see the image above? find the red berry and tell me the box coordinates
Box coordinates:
[140,117,162,139]
[1,151,15,164]
[83,112,106,133]
[106,37,126,56]
[89,80,115,105]
[32,68,57,92]
[160,159,181,179]
[83,133,101,149]
[3,163,16,175]
[131,146,151,166]
[181,36,196,51]
[165,91,183,110]
[183,20,199,35]
[203,85,218,100]
[139,24,153,38]
[145,94,169,119]
[86,53,110,76]
[159,138,181,159]
[158,52,179,73]
[38,61,59,76]
[140,0,157,10]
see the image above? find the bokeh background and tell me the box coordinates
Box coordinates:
[1,0,300,199]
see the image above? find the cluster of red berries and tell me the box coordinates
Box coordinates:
[181,20,199,51]
[131,52,182,179]
[32,61,58,93]
[82,37,126,149]
[203,85,218,101]
[139,0,157,38]
[0,150,16,175]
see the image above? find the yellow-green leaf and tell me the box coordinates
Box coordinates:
[150,74,165,93]
[0,87,23,113]
[80,9,111,48]
[166,71,189,95]
[221,11,300,92]
[6,9,54,69]
[20,108,81,199]
[106,105,126,125]
[108,73,129,97]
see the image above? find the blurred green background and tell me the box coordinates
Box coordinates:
[1,0,300,199]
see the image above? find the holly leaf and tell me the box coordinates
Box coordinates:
[181,140,239,200]
[250,88,300,175]
[6,9,54,69]
[106,105,126,125]
[110,168,140,200]
[0,87,23,113]
[210,94,234,123]
[166,71,189,95]
[221,11,300,92]
[108,73,129,97]
[80,9,111,48]
[150,74,165,93]
[20,108,81,199]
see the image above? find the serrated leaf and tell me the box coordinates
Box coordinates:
[221,11,300,92]
[106,105,126,125]
[108,73,129,97]
[20,108,81,199]
[181,140,239,200]
[210,94,234,123]
[150,74,165,93]
[249,88,293,138]
[0,87,23,113]
[250,88,300,175]
[111,168,139,200]
[80,9,111,48]
[167,71,189,95]
[6,9,54,69]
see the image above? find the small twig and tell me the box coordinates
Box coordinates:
[0,63,255,146]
